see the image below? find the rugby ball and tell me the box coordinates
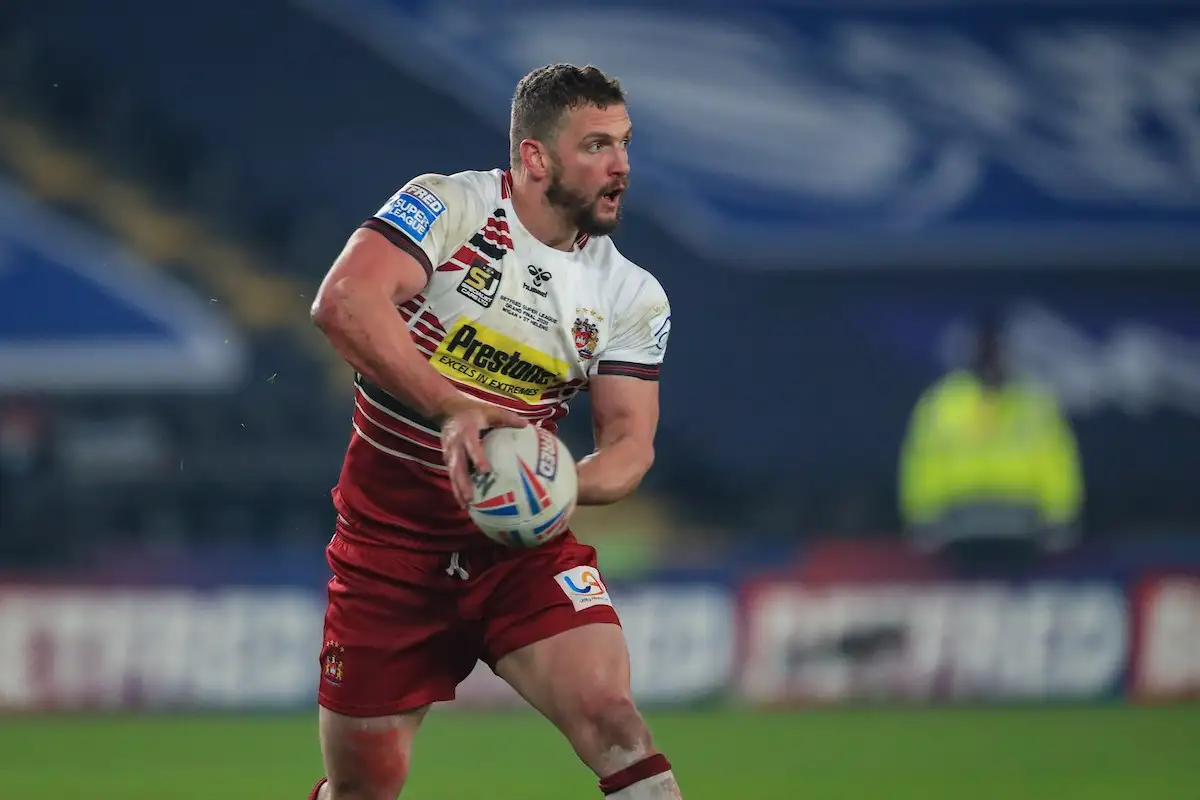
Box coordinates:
[468,426,578,548]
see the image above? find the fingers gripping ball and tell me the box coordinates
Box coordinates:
[468,426,578,548]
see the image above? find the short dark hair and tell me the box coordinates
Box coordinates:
[510,64,625,168]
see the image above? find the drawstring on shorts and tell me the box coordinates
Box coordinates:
[445,551,470,580]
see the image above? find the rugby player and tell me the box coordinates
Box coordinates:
[307,63,681,799]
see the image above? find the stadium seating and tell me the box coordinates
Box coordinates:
[0,17,690,566]
[0,23,354,563]
[3,1,1195,571]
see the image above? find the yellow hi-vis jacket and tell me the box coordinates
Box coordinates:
[899,370,1083,548]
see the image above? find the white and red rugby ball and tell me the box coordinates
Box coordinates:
[468,425,578,548]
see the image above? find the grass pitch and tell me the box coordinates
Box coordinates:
[2,706,1196,799]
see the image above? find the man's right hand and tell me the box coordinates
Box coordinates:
[440,401,528,509]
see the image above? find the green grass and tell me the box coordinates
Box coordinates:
[2,706,1197,799]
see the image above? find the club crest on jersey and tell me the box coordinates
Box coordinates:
[572,316,600,360]
[322,641,345,686]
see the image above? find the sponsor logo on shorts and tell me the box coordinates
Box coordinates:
[377,182,446,243]
[432,321,569,403]
[555,566,612,611]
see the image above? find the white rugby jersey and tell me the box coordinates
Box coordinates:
[332,168,671,549]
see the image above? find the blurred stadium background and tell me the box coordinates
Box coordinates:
[2,1,1199,797]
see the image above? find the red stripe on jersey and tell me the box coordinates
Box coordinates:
[501,170,513,199]
[397,309,440,352]
[360,219,434,277]
[447,383,571,427]
[347,429,448,483]
[398,298,430,318]
[411,322,443,349]
[450,380,558,414]
[447,244,484,270]
[409,332,439,354]
[597,361,661,380]
[353,403,446,468]
[541,379,585,402]
[398,303,446,348]
[482,226,514,251]
[355,390,442,450]
[417,311,446,335]
[541,390,581,408]
[540,404,570,428]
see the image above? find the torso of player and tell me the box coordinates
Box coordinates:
[335,169,669,551]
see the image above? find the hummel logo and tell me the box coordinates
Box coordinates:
[524,265,552,297]
[527,265,551,286]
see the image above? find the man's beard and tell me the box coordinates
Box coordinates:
[545,162,623,238]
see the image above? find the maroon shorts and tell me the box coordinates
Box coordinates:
[316,522,621,717]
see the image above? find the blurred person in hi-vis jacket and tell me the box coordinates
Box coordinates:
[899,312,1083,573]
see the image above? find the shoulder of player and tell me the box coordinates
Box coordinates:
[398,170,494,213]
[587,240,667,304]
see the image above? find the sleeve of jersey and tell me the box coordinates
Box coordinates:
[593,277,671,382]
[358,174,478,278]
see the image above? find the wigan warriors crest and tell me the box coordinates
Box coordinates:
[572,316,600,360]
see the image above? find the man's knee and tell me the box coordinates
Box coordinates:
[323,769,408,800]
[318,706,425,799]
[321,749,409,800]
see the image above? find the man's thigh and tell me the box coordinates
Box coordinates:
[474,533,621,668]
[319,532,480,716]
[491,622,630,724]
[469,535,654,777]
[491,621,645,778]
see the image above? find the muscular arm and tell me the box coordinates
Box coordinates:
[576,375,659,505]
[310,228,469,422]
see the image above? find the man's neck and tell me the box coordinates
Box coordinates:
[510,172,577,252]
